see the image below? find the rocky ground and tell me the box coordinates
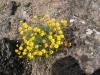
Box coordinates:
[0,0,100,75]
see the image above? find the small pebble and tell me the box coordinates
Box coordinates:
[86,29,93,35]
[70,19,75,23]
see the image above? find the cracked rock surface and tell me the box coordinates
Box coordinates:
[0,0,100,75]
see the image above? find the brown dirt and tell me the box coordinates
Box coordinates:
[0,0,100,75]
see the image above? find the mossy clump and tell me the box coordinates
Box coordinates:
[16,15,68,60]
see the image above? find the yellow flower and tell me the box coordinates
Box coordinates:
[19,55,23,58]
[54,34,57,37]
[31,36,35,40]
[53,28,57,31]
[33,27,41,32]
[35,45,39,49]
[23,49,27,52]
[51,18,56,22]
[29,42,34,47]
[58,30,63,34]
[33,51,37,55]
[22,23,28,28]
[17,51,21,55]
[23,36,26,40]
[54,44,59,48]
[19,20,23,23]
[28,27,32,30]
[51,22,55,26]
[49,50,54,55]
[16,44,19,47]
[33,27,38,32]
[31,34,33,36]
[22,51,27,55]
[37,28,41,32]
[48,35,53,39]
[56,22,60,27]
[28,53,33,59]
[57,41,61,45]
[46,21,49,24]
[26,41,30,45]
[40,31,45,36]
[19,46,23,50]
[61,19,67,25]
[24,29,28,32]
[24,40,28,44]
[57,27,61,30]
[49,32,53,35]
[44,43,48,48]
[33,15,37,18]
[37,51,43,56]
[50,45,53,48]
[57,36,61,40]
[20,31,24,35]
[41,49,46,54]
[51,39,55,43]
[40,17,44,21]
[26,46,31,50]
[42,39,46,43]
[60,35,64,38]
[18,27,23,31]
[15,49,19,53]
[60,42,63,45]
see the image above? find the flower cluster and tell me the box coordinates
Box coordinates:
[15,15,68,60]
